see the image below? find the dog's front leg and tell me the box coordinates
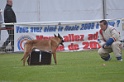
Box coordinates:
[53,53,57,65]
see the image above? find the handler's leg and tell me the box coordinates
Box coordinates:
[98,48,112,61]
[111,41,123,61]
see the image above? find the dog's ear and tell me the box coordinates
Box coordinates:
[58,33,60,37]
[54,34,57,37]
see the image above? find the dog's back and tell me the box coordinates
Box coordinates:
[25,39,52,52]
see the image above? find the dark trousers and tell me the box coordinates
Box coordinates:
[2,26,14,49]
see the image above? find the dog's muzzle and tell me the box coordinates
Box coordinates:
[60,40,64,46]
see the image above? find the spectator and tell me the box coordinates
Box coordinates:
[0,0,16,52]
[98,20,122,61]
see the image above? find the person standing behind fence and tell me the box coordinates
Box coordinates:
[0,0,16,52]
[98,20,122,61]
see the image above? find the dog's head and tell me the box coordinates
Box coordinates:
[54,33,64,46]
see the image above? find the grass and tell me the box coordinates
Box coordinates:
[0,50,124,82]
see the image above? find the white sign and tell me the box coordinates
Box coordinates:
[14,19,123,52]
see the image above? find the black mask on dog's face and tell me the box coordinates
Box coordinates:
[60,39,64,46]
[54,33,64,46]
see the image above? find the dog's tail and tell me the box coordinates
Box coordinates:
[21,40,33,61]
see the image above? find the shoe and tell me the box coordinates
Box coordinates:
[116,56,123,61]
[118,59,123,61]
[101,54,111,61]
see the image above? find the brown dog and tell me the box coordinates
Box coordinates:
[21,34,64,66]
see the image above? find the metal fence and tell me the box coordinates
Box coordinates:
[0,25,14,53]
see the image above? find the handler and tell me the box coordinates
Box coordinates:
[98,20,123,61]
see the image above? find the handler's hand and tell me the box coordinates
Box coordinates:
[102,44,110,49]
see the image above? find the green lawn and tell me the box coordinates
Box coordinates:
[0,50,124,82]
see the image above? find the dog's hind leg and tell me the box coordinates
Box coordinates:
[22,44,32,66]
[22,51,31,66]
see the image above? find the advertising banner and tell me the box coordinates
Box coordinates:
[14,19,123,52]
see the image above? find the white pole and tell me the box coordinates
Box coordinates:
[103,0,107,19]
